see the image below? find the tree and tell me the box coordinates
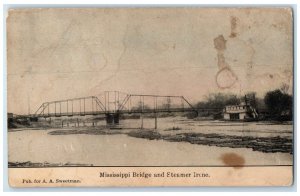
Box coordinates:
[245,92,257,108]
[280,83,290,94]
[264,89,292,120]
[196,93,240,109]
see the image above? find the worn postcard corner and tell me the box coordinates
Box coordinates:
[7,7,294,187]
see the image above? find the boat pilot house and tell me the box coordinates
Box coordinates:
[223,102,258,121]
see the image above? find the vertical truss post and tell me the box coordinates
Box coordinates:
[167,96,171,112]
[154,112,157,129]
[104,92,107,112]
[107,91,110,111]
[117,91,120,110]
[42,103,45,116]
[114,91,117,112]
[96,97,99,112]
[129,95,132,112]
[181,97,185,112]
[80,99,81,115]
[140,96,142,113]
[84,98,86,115]
[92,97,94,114]
[127,96,130,112]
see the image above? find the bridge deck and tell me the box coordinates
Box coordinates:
[34,108,199,118]
[12,108,223,119]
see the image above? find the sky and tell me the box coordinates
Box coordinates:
[7,8,293,114]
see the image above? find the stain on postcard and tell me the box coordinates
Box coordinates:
[7,7,293,187]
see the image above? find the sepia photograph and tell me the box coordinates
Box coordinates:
[6,7,293,187]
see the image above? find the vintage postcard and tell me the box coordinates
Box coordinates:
[7,7,293,187]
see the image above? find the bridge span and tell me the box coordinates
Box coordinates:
[12,91,222,128]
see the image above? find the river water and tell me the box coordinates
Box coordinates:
[8,117,293,166]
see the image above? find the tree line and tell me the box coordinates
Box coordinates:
[195,89,292,121]
[128,88,293,121]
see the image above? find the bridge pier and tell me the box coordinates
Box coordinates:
[140,113,144,129]
[29,117,38,122]
[154,113,157,129]
[105,113,120,125]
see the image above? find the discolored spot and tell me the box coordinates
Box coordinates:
[220,153,245,169]
[229,16,238,38]
[215,67,238,89]
[213,34,239,89]
[214,35,227,51]
[230,32,237,38]
[272,24,277,28]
